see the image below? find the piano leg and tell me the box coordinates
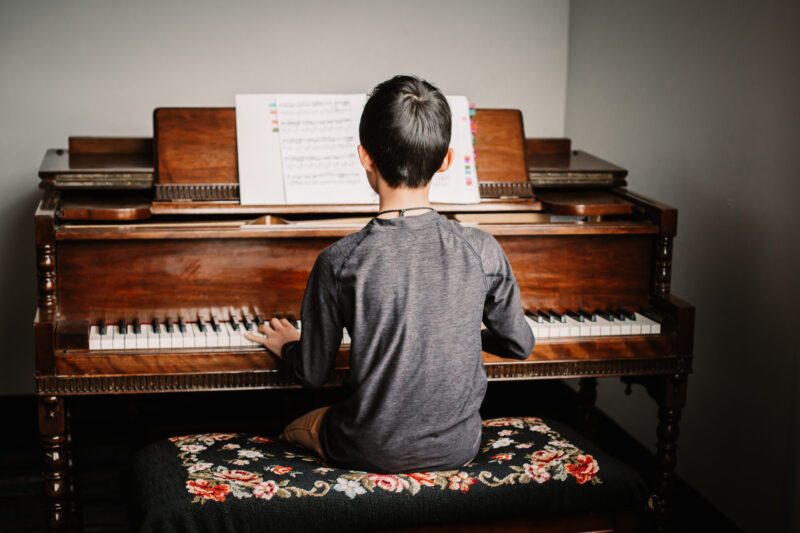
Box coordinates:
[648,373,689,533]
[38,395,78,532]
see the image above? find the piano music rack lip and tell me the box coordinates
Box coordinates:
[54,220,661,240]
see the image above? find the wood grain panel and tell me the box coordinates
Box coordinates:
[56,237,336,320]
[499,234,654,311]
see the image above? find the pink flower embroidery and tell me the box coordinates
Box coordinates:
[447,472,477,493]
[523,462,551,484]
[532,448,566,465]
[187,480,231,502]
[180,444,207,453]
[221,443,240,450]
[369,474,410,493]
[253,480,279,500]
[214,468,261,483]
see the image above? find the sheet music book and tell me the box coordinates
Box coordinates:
[236,93,479,205]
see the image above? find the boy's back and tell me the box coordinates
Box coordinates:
[284,210,533,472]
[249,75,533,473]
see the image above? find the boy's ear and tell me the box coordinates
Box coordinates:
[357,145,375,172]
[436,148,455,173]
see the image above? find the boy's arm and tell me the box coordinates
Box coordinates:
[481,244,535,360]
[280,253,343,388]
[246,253,343,388]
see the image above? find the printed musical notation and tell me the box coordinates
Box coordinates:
[235,93,479,206]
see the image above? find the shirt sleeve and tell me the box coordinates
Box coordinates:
[481,243,534,360]
[281,252,343,388]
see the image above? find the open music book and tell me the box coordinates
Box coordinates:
[236,93,479,205]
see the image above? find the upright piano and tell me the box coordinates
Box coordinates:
[34,108,693,531]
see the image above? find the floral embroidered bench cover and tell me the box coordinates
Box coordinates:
[131,417,648,532]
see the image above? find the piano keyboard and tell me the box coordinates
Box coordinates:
[87,309,658,351]
[524,309,660,339]
[87,317,352,351]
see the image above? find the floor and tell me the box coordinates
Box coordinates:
[0,381,743,532]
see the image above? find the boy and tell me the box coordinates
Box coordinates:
[245,75,534,473]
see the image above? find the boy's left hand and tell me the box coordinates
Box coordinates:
[244,317,300,358]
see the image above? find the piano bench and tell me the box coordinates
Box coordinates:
[130,417,647,532]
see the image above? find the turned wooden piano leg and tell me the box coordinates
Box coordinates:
[650,373,689,533]
[38,395,79,532]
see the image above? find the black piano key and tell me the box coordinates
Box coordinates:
[524,309,542,322]
[98,322,107,335]
[537,310,553,323]
[118,319,127,335]
[197,317,207,333]
[566,310,584,322]
[178,317,187,334]
[595,309,612,321]
[210,316,221,333]
[607,309,624,321]
[579,309,597,322]
[229,316,240,331]
[255,315,264,326]
[132,318,141,334]
[242,316,254,331]
[619,308,637,321]
[152,319,161,334]
[165,317,174,333]
[286,315,298,328]
[546,310,567,323]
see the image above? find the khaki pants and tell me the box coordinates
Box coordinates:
[281,406,330,461]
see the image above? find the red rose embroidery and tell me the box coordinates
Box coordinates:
[491,454,512,462]
[271,466,293,475]
[565,454,599,484]
[186,480,231,502]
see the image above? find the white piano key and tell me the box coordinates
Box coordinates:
[636,313,660,334]
[525,316,549,339]
[594,317,613,336]
[215,324,230,347]
[608,319,622,336]
[147,325,160,348]
[170,328,184,348]
[100,326,114,350]
[224,322,244,347]
[134,330,148,349]
[634,313,652,334]
[205,326,221,348]
[158,329,172,349]
[618,318,633,335]
[89,325,102,350]
[565,316,591,337]
[342,328,351,346]
[112,329,125,350]
[191,323,207,348]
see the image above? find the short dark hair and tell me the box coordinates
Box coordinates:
[359,75,451,188]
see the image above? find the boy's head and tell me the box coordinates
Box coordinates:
[359,75,452,189]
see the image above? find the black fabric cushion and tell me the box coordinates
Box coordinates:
[131,417,648,532]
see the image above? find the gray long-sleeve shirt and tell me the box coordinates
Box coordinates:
[281,210,534,473]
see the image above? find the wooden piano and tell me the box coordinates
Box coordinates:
[34,108,694,531]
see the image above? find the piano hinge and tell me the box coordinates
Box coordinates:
[155,183,240,202]
[479,181,534,199]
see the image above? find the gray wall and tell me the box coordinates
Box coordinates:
[0,0,569,394]
[565,1,799,531]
